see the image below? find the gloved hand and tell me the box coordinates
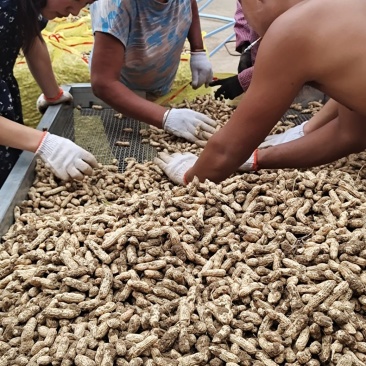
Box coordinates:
[36,132,98,181]
[209,75,243,100]
[154,152,198,185]
[37,87,73,114]
[190,51,213,89]
[259,121,308,149]
[163,108,218,146]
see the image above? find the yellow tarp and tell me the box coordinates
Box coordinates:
[15,10,93,127]
[156,72,237,107]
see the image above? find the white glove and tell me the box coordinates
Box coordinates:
[163,108,218,146]
[36,132,98,181]
[259,121,308,149]
[154,152,198,185]
[190,51,213,89]
[37,88,73,114]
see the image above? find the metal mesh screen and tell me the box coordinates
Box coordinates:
[282,110,312,125]
[60,105,312,172]
[61,108,158,171]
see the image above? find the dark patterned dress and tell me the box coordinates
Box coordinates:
[0,0,47,187]
[0,0,23,186]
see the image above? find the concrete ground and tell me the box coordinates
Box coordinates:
[198,0,239,74]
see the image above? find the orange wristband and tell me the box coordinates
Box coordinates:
[44,87,63,102]
[252,149,259,171]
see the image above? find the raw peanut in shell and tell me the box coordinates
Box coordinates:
[3,95,366,365]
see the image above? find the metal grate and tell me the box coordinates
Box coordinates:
[282,110,312,125]
[59,105,313,173]
[61,108,158,171]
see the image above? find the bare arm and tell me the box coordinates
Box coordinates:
[187,0,205,51]
[304,98,339,133]
[258,104,366,169]
[185,20,309,183]
[24,37,60,99]
[90,32,166,128]
[0,116,43,152]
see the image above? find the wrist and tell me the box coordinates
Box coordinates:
[302,120,310,134]
[162,108,172,129]
[36,131,48,153]
[44,87,63,102]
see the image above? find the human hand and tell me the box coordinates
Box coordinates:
[37,87,73,114]
[209,75,243,100]
[259,121,308,148]
[36,132,98,181]
[190,51,213,89]
[154,152,198,185]
[163,108,218,146]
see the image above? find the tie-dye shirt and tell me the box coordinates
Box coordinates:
[90,0,192,97]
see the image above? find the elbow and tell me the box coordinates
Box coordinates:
[91,76,107,101]
[208,133,230,160]
[204,134,235,182]
[208,131,246,165]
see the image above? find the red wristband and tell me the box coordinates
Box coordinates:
[44,87,63,102]
[252,149,259,171]
[183,172,189,185]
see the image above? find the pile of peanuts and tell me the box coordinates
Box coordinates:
[1,96,366,366]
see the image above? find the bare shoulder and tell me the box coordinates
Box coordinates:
[265,1,325,44]
[270,0,359,38]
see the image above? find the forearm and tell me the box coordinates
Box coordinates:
[304,98,339,133]
[25,37,60,98]
[188,0,204,51]
[92,80,166,128]
[91,32,167,128]
[258,117,365,169]
[185,124,260,183]
[0,117,43,152]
